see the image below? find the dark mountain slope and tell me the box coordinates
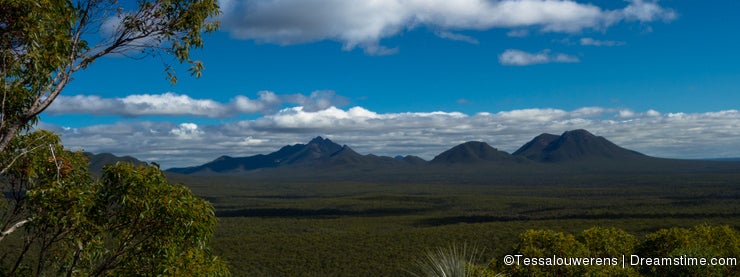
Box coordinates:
[512,133,560,160]
[322,146,403,167]
[279,136,344,165]
[167,136,411,175]
[516,129,647,162]
[84,152,148,175]
[397,155,427,165]
[430,141,515,164]
[165,129,737,179]
[168,136,344,174]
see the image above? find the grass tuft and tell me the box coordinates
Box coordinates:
[410,244,502,277]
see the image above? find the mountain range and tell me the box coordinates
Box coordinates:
[82,129,740,181]
[167,136,421,175]
[165,129,659,175]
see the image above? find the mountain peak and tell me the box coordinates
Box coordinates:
[563,129,594,136]
[559,129,597,141]
[309,136,331,145]
[516,129,646,162]
[512,133,560,159]
[431,141,513,164]
[167,130,651,175]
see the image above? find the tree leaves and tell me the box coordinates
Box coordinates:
[1,130,229,276]
[0,0,220,153]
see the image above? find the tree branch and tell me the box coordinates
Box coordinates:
[0,218,33,242]
[0,133,48,175]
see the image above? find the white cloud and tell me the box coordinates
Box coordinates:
[281,90,350,112]
[219,0,676,54]
[122,93,226,117]
[645,109,661,117]
[495,108,568,122]
[43,106,740,168]
[46,90,347,118]
[47,93,229,117]
[617,0,677,22]
[499,49,580,66]
[507,29,530,37]
[50,95,123,114]
[618,109,637,118]
[435,31,479,44]
[580,37,626,46]
[170,123,203,139]
[232,90,282,113]
[255,106,380,130]
[499,49,549,66]
[553,53,580,63]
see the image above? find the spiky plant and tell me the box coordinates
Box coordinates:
[410,244,504,277]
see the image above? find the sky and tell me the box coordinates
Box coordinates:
[39,0,740,168]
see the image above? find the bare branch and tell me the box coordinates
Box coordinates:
[0,218,32,242]
[0,133,48,175]
[49,144,62,181]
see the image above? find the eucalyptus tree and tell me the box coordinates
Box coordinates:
[1,1,228,275]
[1,131,229,276]
[0,0,219,155]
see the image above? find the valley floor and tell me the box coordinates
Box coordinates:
[174,172,740,276]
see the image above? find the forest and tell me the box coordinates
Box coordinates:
[172,170,739,276]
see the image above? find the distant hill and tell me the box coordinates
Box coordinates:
[167,136,414,175]
[512,133,560,160]
[165,129,740,178]
[513,129,647,162]
[430,141,516,164]
[84,152,148,175]
[396,155,427,165]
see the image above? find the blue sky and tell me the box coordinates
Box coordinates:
[41,0,740,168]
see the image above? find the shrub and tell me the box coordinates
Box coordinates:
[508,229,589,276]
[580,227,639,276]
[636,224,739,276]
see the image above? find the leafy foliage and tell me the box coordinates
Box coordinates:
[636,225,739,276]
[0,0,75,130]
[1,130,229,276]
[1,1,224,274]
[501,226,737,277]
[580,227,639,276]
[0,0,219,154]
[509,229,589,276]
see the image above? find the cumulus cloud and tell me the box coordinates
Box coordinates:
[281,90,350,112]
[618,0,677,22]
[498,49,580,66]
[218,0,676,54]
[231,90,282,113]
[47,93,230,117]
[44,106,740,168]
[46,90,347,118]
[170,123,203,139]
